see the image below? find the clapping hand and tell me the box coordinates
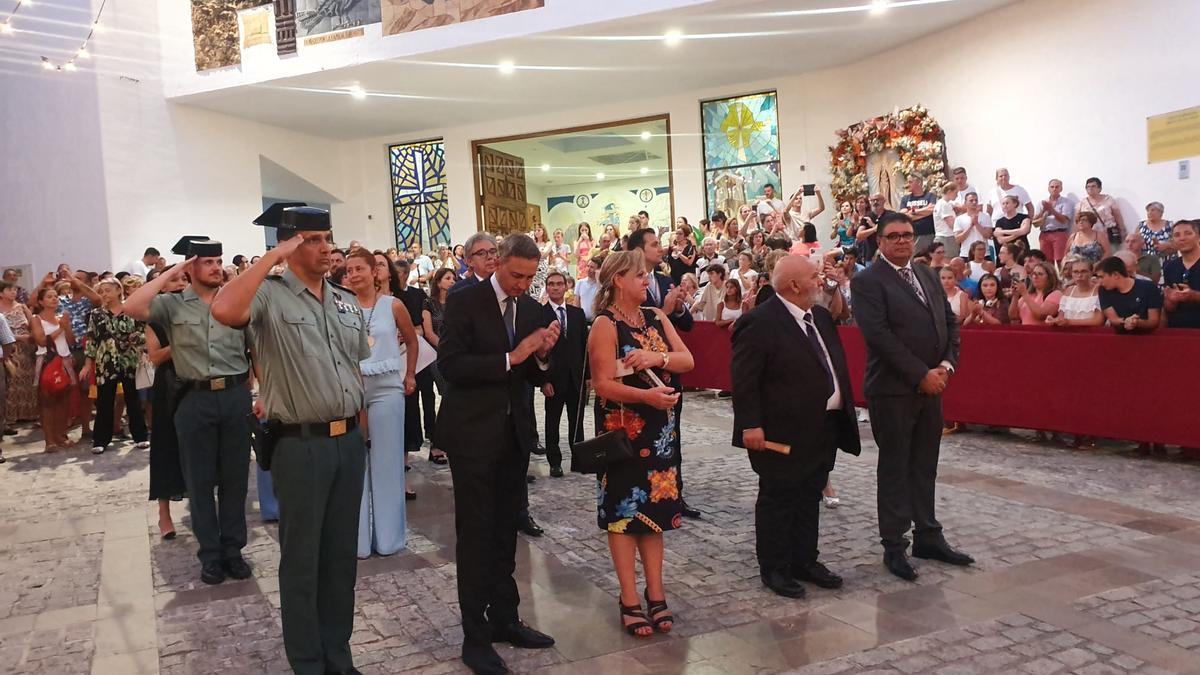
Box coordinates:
[537,320,561,359]
[662,284,685,315]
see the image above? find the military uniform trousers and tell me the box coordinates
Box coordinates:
[174,385,252,566]
[272,427,366,675]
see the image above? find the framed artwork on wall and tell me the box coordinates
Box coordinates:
[700,90,781,219]
[389,139,451,250]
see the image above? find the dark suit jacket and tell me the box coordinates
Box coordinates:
[434,278,548,457]
[541,303,587,397]
[730,297,861,479]
[849,259,960,397]
[449,274,481,295]
[645,271,693,332]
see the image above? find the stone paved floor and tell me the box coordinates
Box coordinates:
[2,393,1200,674]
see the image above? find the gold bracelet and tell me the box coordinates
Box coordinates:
[661,352,670,370]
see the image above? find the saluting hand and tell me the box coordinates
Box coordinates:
[269,235,305,263]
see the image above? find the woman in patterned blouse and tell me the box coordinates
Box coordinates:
[80,278,148,455]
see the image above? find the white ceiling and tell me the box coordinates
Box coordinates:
[176,0,1017,140]
[482,118,671,188]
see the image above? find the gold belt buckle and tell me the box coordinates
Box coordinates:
[211,377,226,391]
[329,419,347,437]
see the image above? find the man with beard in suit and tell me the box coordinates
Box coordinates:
[851,212,973,582]
[434,234,560,675]
[732,255,860,598]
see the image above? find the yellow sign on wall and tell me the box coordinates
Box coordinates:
[1148,106,1200,164]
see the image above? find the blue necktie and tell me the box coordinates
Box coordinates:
[503,297,516,348]
[804,313,835,395]
[557,306,567,334]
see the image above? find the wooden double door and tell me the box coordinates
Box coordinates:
[477,145,529,237]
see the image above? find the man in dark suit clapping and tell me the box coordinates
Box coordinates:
[540,271,586,478]
[850,212,973,582]
[732,256,861,598]
[435,234,561,675]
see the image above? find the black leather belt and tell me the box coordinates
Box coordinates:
[274,417,358,439]
[189,372,249,391]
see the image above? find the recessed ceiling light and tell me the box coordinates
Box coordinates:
[63,61,77,71]
[640,167,649,175]
[41,58,55,70]
[640,130,652,141]
[596,172,605,181]
[348,85,366,100]
[663,30,683,46]
[540,163,550,172]
[77,47,90,59]
[1,23,13,35]
[498,60,515,75]
[91,21,103,33]
[869,0,890,15]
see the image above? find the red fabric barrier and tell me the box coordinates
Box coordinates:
[679,321,1200,447]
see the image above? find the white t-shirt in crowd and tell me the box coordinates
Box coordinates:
[988,184,1032,216]
[123,259,151,277]
[407,255,435,284]
[756,198,786,219]
[968,260,989,281]
[35,316,71,357]
[575,277,600,321]
[952,184,977,206]
[696,254,726,283]
[953,211,993,250]
[933,198,957,237]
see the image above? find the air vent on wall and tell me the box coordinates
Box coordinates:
[589,150,662,166]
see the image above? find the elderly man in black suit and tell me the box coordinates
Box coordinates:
[627,228,701,519]
[539,270,587,478]
[732,255,861,598]
[435,234,561,675]
[850,211,973,582]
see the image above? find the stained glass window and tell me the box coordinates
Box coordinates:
[700,91,781,217]
[389,139,450,250]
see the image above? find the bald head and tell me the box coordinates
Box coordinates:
[1114,250,1137,276]
[772,254,819,310]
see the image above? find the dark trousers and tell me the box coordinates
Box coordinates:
[174,386,252,566]
[93,377,147,448]
[272,429,366,675]
[868,393,945,552]
[673,397,685,497]
[404,369,437,451]
[543,380,581,469]
[448,417,529,652]
[754,413,837,574]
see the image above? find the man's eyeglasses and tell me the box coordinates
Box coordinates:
[882,232,915,242]
[470,248,498,259]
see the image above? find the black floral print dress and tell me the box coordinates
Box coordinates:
[595,308,683,535]
[84,308,145,384]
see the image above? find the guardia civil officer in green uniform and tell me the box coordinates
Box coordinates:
[211,205,370,675]
[124,236,254,586]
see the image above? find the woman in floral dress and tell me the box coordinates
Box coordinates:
[80,279,148,455]
[1,281,38,426]
[588,250,694,638]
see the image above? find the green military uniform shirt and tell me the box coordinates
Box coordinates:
[149,288,250,381]
[247,270,370,424]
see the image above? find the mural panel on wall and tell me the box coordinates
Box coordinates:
[192,0,262,71]
[701,91,780,218]
[542,185,671,244]
[296,0,381,38]
[382,0,543,36]
[390,139,451,250]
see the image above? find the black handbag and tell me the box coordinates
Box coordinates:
[568,355,634,475]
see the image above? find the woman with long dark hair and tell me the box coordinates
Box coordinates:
[421,267,455,465]
[30,287,75,451]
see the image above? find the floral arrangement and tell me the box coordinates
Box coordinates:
[828,104,949,206]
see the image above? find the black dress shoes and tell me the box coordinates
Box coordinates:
[793,561,844,589]
[223,556,253,580]
[519,515,544,537]
[884,551,919,581]
[549,465,564,478]
[463,643,509,675]
[680,501,702,519]
[325,668,363,675]
[532,443,547,456]
[912,541,975,566]
[762,569,807,599]
[200,561,226,585]
[490,620,556,648]
[525,474,536,484]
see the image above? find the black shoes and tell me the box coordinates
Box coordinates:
[525,474,536,484]
[532,443,547,456]
[913,541,975,566]
[884,551,919,581]
[549,465,564,478]
[681,501,702,519]
[793,561,843,589]
[490,620,555,649]
[200,561,226,585]
[762,569,807,599]
[519,515,544,537]
[223,556,253,580]
[463,643,508,675]
[324,668,363,675]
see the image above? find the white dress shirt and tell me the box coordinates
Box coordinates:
[776,295,843,411]
[881,256,955,374]
[575,277,599,321]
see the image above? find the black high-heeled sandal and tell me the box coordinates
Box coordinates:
[619,601,652,637]
[644,589,674,633]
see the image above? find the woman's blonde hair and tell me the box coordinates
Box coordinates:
[594,249,645,317]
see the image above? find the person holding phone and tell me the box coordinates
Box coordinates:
[1163,220,1200,328]
[783,184,826,242]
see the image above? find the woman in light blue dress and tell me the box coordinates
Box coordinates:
[344,250,419,559]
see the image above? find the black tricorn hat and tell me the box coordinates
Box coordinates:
[171,235,211,256]
[253,202,306,228]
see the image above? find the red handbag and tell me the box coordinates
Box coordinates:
[40,354,71,396]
